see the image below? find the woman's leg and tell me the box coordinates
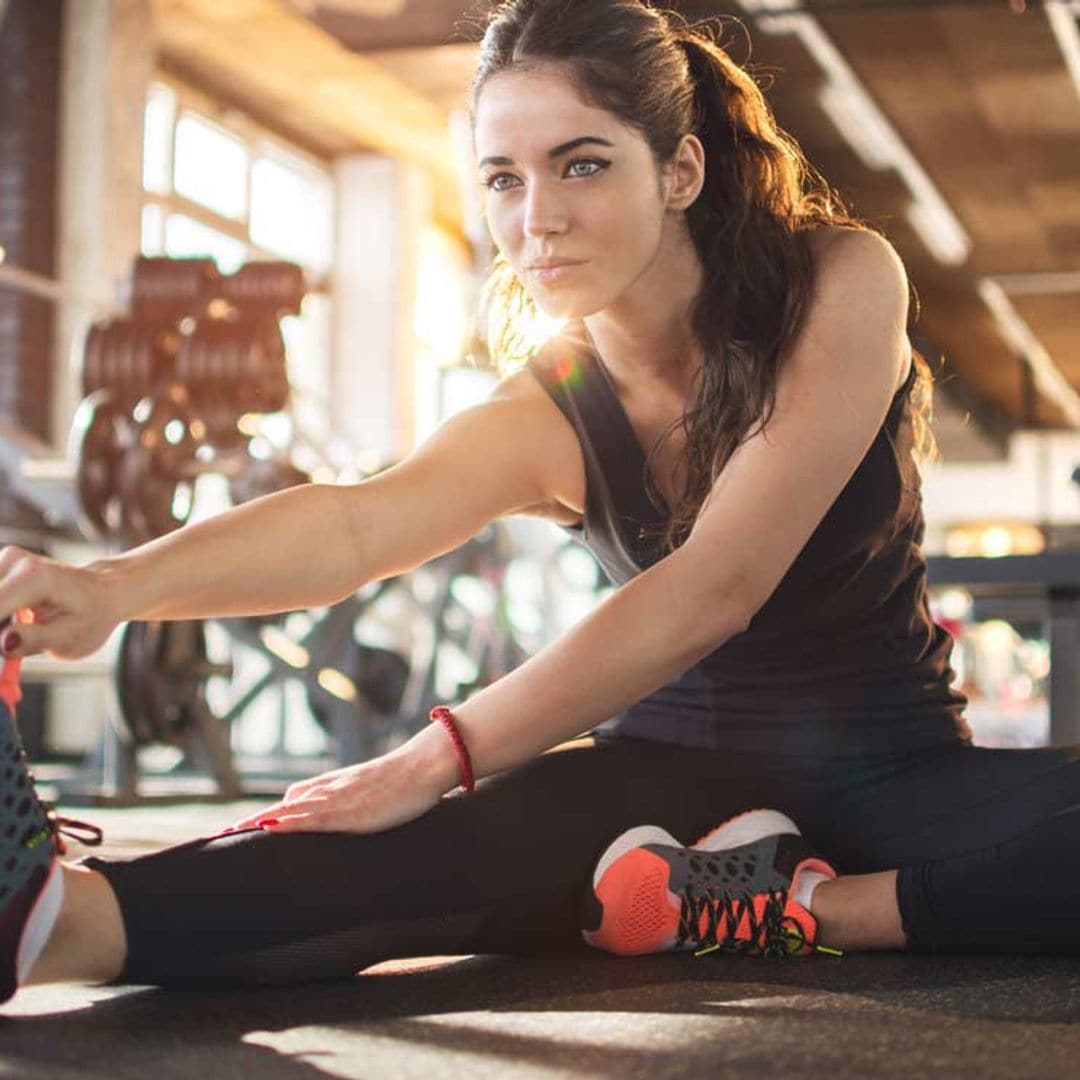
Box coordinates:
[894,802,1080,953]
[23,735,826,990]
[22,863,126,985]
[808,870,905,951]
[815,741,1080,954]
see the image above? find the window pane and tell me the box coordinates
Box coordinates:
[142,83,175,195]
[250,155,333,272]
[141,203,164,254]
[164,214,248,274]
[174,113,249,221]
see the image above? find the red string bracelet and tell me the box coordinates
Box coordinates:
[429,705,476,794]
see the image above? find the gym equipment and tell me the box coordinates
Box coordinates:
[94,516,550,772]
[70,255,304,547]
[175,316,290,434]
[45,252,317,798]
[81,318,174,401]
[130,255,219,326]
[113,388,199,546]
[68,390,133,540]
[219,260,305,317]
[113,618,215,759]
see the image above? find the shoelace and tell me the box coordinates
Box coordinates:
[44,809,105,856]
[676,884,816,959]
[4,653,105,856]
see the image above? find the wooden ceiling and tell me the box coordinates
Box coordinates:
[152,0,1080,461]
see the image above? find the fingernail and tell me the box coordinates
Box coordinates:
[1,632,21,654]
[256,818,279,829]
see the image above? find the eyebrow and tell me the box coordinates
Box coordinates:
[477,136,616,170]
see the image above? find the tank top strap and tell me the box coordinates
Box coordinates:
[527,342,665,580]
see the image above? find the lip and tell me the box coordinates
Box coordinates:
[527,258,585,269]
[528,259,586,284]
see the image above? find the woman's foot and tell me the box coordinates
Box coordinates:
[583,808,842,958]
[0,658,103,1002]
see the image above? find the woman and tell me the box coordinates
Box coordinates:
[2,0,1077,1003]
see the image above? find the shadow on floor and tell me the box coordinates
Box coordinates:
[4,949,1080,1079]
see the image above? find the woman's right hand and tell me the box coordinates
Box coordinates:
[0,546,123,661]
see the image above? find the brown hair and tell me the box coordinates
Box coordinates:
[469,0,937,555]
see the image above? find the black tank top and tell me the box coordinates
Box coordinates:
[527,341,973,756]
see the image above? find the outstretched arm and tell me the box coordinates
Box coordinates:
[0,365,567,654]
[231,228,912,834]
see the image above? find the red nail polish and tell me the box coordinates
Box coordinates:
[2,632,21,654]
[256,818,279,828]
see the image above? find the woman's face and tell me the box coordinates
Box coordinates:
[473,65,676,320]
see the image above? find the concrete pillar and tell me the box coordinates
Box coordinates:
[52,0,155,451]
[332,153,430,470]
[48,0,154,756]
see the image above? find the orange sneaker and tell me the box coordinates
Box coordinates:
[583,808,842,959]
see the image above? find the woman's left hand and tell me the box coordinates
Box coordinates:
[224,734,457,836]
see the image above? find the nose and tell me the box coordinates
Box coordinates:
[522,181,568,238]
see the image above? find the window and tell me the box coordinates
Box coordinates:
[173,113,249,221]
[139,78,335,447]
[163,213,248,274]
[251,153,334,273]
[142,83,174,195]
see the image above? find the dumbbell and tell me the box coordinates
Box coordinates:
[176,317,290,434]
[131,255,219,325]
[220,261,306,318]
[82,319,175,401]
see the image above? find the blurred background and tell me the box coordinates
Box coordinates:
[0,0,1078,809]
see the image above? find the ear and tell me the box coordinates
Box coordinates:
[664,134,705,212]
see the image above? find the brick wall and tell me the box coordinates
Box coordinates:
[0,0,62,440]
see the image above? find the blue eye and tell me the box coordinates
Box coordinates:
[481,157,610,192]
[566,159,606,178]
[483,173,518,192]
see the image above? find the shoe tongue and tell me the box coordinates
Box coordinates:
[791,865,829,908]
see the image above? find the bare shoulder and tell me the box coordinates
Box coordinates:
[802,226,911,389]
[806,225,908,299]
[806,224,905,273]
[487,364,586,526]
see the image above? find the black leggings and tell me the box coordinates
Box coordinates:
[78,734,1080,987]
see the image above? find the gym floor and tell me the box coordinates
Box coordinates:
[1,801,1077,1078]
